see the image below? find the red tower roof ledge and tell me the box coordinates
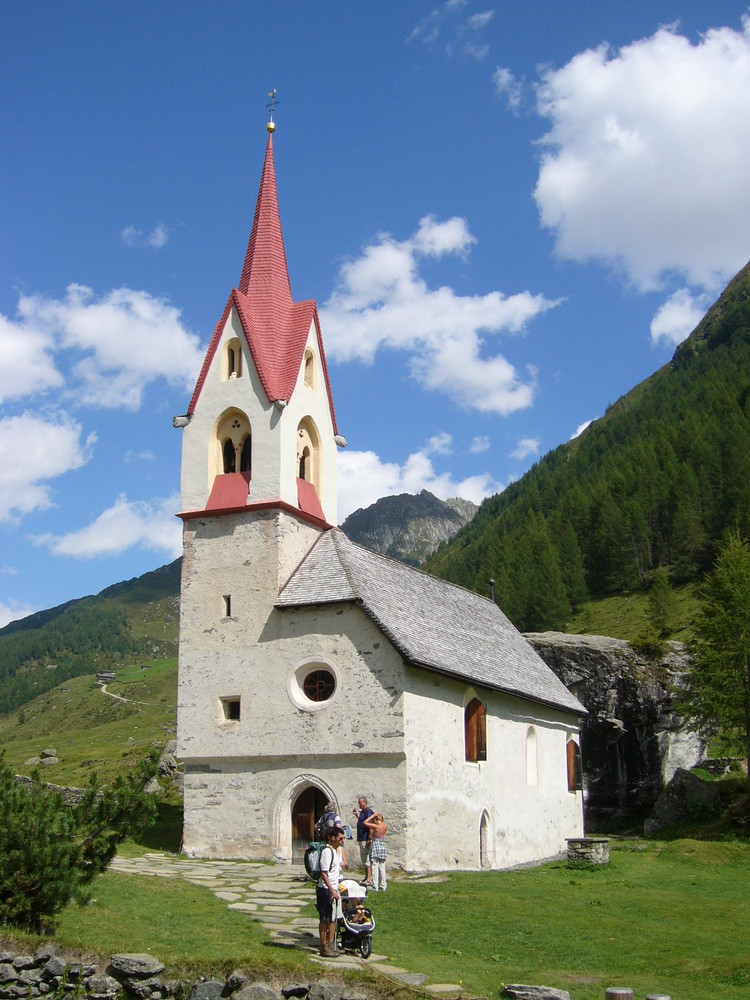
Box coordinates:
[187,132,338,433]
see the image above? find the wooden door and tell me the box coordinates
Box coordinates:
[291,785,327,862]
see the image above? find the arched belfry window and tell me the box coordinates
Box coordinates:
[296,418,321,496]
[224,338,242,380]
[465,697,487,762]
[214,409,251,481]
[304,349,316,390]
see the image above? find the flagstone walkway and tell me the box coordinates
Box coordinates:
[110,853,462,995]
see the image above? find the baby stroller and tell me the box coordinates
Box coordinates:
[338,879,376,959]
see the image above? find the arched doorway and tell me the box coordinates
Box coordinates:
[291,785,327,863]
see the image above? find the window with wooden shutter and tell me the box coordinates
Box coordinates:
[567,738,582,792]
[465,698,487,762]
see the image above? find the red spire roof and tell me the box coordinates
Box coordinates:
[187,132,338,433]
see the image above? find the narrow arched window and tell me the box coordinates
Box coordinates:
[222,438,236,474]
[465,698,487,762]
[304,350,315,389]
[567,739,582,792]
[240,433,252,475]
[224,338,242,380]
[299,445,310,481]
[526,726,538,787]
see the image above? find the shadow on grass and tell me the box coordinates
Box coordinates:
[135,801,183,852]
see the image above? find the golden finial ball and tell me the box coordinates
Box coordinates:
[267,120,276,133]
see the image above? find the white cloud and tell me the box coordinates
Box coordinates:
[15,284,205,409]
[408,1,493,60]
[122,223,169,249]
[510,437,540,461]
[147,224,169,249]
[0,600,35,629]
[0,311,62,404]
[121,225,142,247]
[31,493,182,559]
[571,419,595,439]
[534,16,750,291]
[124,449,156,463]
[493,67,522,112]
[470,435,490,454]
[650,288,710,347]
[321,216,558,416]
[338,445,502,522]
[0,412,95,522]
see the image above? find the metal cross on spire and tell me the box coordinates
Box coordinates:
[266,89,279,132]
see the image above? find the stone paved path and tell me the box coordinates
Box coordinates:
[109,853,463,995]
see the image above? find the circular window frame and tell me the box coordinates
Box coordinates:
[288,659,340,713]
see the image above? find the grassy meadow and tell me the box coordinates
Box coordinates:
[2,837,747,1000]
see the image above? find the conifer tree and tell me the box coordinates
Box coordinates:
[0,752,158,931]
[681,529,750,788]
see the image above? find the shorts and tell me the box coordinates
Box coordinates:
[358,840,371,866]
[316,885,333,922]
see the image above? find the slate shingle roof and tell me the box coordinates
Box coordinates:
[277,529,585,715]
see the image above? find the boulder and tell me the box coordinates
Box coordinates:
[307,982,341,1000]
[109,955,165,979]
[233,987,280,1000]
[527,632,705,824]
[186,980,225,1000]
[85,975,123,999]
[644,767,721,834]
[502,987,571,1000]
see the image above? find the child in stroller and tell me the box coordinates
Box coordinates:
[338,879,375,958]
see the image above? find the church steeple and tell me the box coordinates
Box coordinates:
[177,114,340,527]
[238,132,293,310]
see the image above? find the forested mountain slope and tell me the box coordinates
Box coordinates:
[0,560,180,714]
[425,260,750,632]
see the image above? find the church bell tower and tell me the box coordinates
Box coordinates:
[174,112,344,858]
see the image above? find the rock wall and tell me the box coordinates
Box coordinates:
[526,632,705,826]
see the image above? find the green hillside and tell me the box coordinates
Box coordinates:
[425,260,750,633]
[0,657,178,783]
[0,560,180,715]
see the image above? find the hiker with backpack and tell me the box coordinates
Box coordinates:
[316,824,346,957]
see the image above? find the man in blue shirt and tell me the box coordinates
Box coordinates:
[352,795,374,885]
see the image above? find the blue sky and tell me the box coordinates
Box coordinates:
[2,1,750,626]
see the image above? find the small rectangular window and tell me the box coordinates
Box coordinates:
[222,594,232,617]
[221,697,241,721]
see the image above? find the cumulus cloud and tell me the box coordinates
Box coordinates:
[15,284,205,409]
[31,493,182,559]
[510,437,540,461]
[470,435,490,454]
[0,311,62,404]
[534,16,750,292]
[0,600,35,629]
[571,419,595,439]
[338,445,501,522]
[0,412,95,522]
[321,215,558,415]
[650,288,711,347]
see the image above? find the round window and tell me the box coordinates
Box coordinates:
[288,661,340,712]
[302,669,335,702]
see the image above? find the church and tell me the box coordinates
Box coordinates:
[174,114,586,871]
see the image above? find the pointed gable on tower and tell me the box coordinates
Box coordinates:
[187,132,338,430]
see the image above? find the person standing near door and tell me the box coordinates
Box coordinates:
[352,795,373,884]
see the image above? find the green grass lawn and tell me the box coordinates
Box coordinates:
[567,582,700,642]
[3,838,747,999]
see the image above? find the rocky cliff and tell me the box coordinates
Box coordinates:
[526,632,705,826]
[340,489,477,565]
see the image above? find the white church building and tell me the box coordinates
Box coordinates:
[175,118,585,871]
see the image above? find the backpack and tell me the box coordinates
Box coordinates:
[304,842,332,881]
[313,810,339,842]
